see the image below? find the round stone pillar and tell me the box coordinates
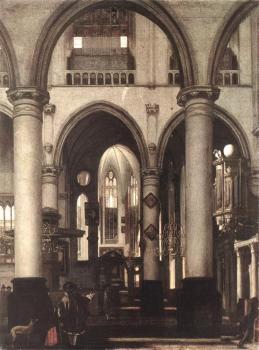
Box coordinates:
[42,166,59,210]
[8,88,49,277]
[142,168,160,280]
[236,248,244,301]
[179,87,219,277]
[43,103,55,165]
[141,167,163,316]
[7,88,51,345]
[250,243,258,298]
[176,86,221,337]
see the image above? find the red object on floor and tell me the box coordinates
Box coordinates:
[45,326,58,347]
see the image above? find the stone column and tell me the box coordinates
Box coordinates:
[250,243,258,298]
[42,166,60,291]
[146,103,159,146]
[224,239,237,316]
[7,88,51,344]
[176,86,221,337]
[249,166,259,231]
[141,167,163,315]
[236,248,244,301]
[42,166,60,211]
[43,103,55,166]
[8,88,49,277]
[216,254,223,295]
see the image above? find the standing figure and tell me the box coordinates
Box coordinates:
[58,282,93,347]
[103,284,119,320]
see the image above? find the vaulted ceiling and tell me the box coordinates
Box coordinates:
[62,111,141,193]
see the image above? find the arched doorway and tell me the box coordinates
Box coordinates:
[56,104,145,299]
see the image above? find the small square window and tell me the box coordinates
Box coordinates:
[73,37,82,49]
[120,36,128,48]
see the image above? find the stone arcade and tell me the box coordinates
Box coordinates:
[0,0,258,347]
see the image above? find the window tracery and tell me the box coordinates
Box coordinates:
[0,202,15,233]
[104,171,118,242]
[77,193,88,260]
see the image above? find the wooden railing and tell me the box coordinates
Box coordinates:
[65,69,135,86]
[72,48,129,56]
[216,70,239,86]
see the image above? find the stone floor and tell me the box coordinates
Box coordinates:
[0,307,258,350]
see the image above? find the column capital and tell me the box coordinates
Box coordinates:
[235,247,245,257]
[7,87,49,106]
[250,243,258,255]
[43,103,56,115]
[7,87,49,121]
[42,165,61,177]
[177,85,220,107]
[142,167,161,178]
[42,166,61,186]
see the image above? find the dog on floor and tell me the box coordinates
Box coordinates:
[10,318,38,347]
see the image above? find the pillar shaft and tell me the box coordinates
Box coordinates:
[43,104,55,165]
[176,86,221,337]
[141,167,163,316]
[42,166,59,210]
[182,88,219,277]
[236,249,244,300]
[8,88,49,278]
[250,244,258,298]
[142,168,160,280]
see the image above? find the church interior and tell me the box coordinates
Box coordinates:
[0,0,258,348]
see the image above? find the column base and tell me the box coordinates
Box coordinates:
[8,277,52,347]
[140,280,163,316]
[177,277,222,337]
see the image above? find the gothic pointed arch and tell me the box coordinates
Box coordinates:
[157,110,185,169]
[157,105,251,168]
[208,1,258,85]
[0,19,19,88]
[31,0,195,89]
[0,103,13,119]
[53,101,148,169]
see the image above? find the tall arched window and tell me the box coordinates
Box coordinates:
[0,205,4,232]
[0,202,15,233]
[5,204,11,231]
[77,193,88,260]
[104,171,118,242]
[11,205,15,229]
